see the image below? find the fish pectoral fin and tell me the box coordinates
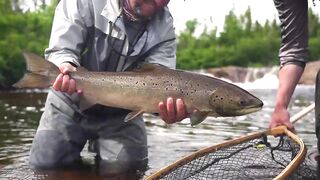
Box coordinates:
[79,96,96,111]
[124,110,144,122]
[190,111,210,126]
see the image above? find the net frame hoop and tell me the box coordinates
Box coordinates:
[146,126,306,180]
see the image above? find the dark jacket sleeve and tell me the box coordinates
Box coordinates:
[273,0,308,68]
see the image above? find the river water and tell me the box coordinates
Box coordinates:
[0,84,318,179]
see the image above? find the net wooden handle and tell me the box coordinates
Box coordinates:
[290,103,315,124]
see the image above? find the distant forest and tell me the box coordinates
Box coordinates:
[1,0,320,89]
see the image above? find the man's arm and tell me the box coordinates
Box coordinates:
[270,0,308,130]
[45,0,91,67]
[45,0,91,94]
[269,64,304,131]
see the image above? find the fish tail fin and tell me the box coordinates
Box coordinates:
[23,52,59,74]
[12,52,60,89]
[13,73,51,88]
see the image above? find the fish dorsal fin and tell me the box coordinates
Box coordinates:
[132,63,166,72]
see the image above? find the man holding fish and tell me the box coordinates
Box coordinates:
[16,0,263,173]
[28,0,187,171]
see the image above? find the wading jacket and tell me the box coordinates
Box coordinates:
[45,0,176,72]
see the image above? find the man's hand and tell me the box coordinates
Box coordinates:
[52,62,81,95]
[158,97,189,124]
[269,106,295,132]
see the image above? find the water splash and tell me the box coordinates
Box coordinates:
[235,73,279,90]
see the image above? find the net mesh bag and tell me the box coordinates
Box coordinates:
[147,128,319,180]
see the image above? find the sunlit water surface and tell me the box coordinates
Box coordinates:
[0,84,318,179]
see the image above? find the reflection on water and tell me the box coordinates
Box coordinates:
[0,86,318,179]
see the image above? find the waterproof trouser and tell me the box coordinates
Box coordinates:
[29,89,148,172]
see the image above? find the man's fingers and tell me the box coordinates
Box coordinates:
[53,73,63,91]
[61,74,70,92]
[158,101,168,121]
[77,89,83,94]
[62,68,69,74]
[67,79,76,95]
[59,62,76,74]
[166,97,175,121]
[269,121,295,133]
[176,98,186,121]
[59,66,69,74]
[284,122,295,133]
[159,98,187,124]
[53,68,79,94]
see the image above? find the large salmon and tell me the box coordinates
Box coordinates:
[13,53,263,125]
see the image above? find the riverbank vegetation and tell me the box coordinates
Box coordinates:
[1,0,320,89]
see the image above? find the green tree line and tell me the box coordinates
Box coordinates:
[0,1,320,89]
[0,0,56,89]
[177,8,320,70]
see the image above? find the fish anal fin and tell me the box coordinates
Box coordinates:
[124,110,144,122]
[79,96,96,111]
[190,111,210,126]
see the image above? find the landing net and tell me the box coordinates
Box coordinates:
[146,127,318,180]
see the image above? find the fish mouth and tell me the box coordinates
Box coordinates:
[238,101,264,114]
[237,106,263,114]
[238,99,264,114]
[216,102,263,116]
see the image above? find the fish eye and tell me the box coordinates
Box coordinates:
[239,99,247,106]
